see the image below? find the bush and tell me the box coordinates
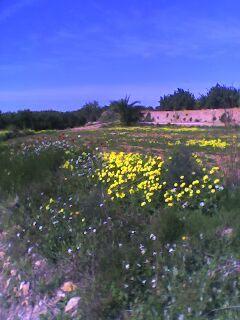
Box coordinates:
[219,111,233,125]
[198,84,240,109]
[109,96,141,126]
[99,109,120,123]
[0,106,101,131]
[144,112,153,122]
[158,88,196,111]
[164,145,203,185]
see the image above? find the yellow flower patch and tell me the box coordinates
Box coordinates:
[94,151,223,208]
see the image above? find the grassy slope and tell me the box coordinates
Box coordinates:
[0,126,239,319]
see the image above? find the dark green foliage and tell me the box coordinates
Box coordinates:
[0,145,65,195]
[0,109,85,130]
[109,96,141,125]
[165,145,202,184]
[0,103,103,131]
[99,109,120,123]
[157,84,240,111]
[158,88,196,111]
[198,83,240,109]
[0,128,36,142]
[80,101,103,122]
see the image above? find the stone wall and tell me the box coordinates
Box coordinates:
[142,108,240,126]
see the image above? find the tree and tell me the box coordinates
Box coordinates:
[158,88,196,111]
[198,84,240,109]
[109,96,141,126]
[80,101,102,123]
[99,109,120,123]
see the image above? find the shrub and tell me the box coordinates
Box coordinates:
[99,109,120,123]
[164,145,202,184]
[144,112,153,122]
[158,88,196,111]
[109,96,142,126]
[198,83,240,109]
[219,111,233,126]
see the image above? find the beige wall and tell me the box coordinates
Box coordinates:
[142,108,240,126]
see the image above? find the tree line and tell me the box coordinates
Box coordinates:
[0,97,142,130]
[0,101,102,131]
[158,83,240,111]
[1,84,240,130]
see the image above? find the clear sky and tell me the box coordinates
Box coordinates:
[1,0,240,111]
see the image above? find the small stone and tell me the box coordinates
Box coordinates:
[51,290,66,305]
[34,260,45,268]
[5,278,11,289]
[21,299,29,307]
[13,287,20,297]
[35,260,41,267]
[57,289,66,299]
[32,303,48,317]
[3,261,10,269]
[61,281,77,292]
[11,269,17,276]
[20,281,30,296]
[221,228,234,237]
[64,297,80,313]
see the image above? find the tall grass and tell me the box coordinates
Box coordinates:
[0,142,239,319]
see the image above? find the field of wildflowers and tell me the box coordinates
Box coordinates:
[0,125,239,319]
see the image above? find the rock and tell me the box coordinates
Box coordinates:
[5,278,11,289]
[11,269,17,276]
[21,299,29,307]
[61,281,77,292]
[3,261,10,269]
[34,259,46,268]
[20,281,30,296]
[56,289,66,299]
[64,297,80,313]
[0,251,5,259]
[32,305,48,318]
[34,260,41,267]
[27,246,34,254]
[220,227,234,237]
[51,290,66,305]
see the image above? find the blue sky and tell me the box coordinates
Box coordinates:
[1,0,240,111]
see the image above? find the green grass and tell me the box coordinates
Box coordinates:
[67,125,240,156]
[0,125,239,319]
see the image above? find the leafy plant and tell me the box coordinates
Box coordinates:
[109,96,141,126]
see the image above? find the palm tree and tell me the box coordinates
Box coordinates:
[110,96,141,126]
